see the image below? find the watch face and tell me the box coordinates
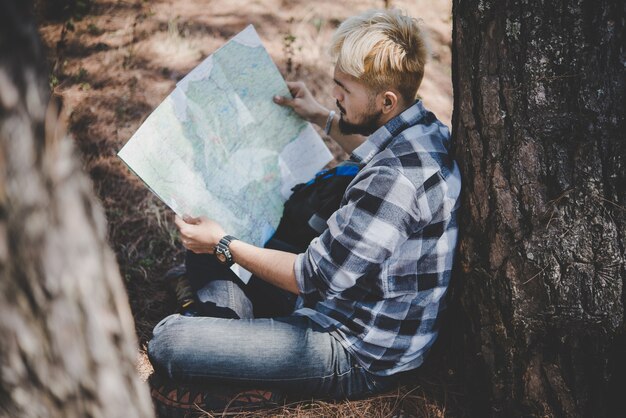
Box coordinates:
[215,251,227,263]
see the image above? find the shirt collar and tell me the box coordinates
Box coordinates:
[350,100,428,165]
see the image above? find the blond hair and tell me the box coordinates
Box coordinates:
[330,9,428,102]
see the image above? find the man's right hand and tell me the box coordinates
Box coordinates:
[273,81,329,128]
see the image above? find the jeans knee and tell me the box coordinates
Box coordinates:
[147,315,182,378]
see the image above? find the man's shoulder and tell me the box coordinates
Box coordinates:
[352,104,458,194]
[367,132,449,185]
[364,116,460,198]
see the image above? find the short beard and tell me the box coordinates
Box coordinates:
[338,110,383,136]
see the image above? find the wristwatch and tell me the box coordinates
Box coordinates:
[214,235,238,266]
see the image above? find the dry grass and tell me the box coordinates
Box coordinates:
[172,378,460,418]
[198,386,447,418]
[36,0,459,416]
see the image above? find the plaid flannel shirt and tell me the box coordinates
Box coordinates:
[293,100,461,376]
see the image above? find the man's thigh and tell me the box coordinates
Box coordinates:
[147,314,384,399]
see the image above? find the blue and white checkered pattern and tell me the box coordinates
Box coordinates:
[294,100,461,376]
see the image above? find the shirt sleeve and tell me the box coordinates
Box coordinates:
[295,165,424,302]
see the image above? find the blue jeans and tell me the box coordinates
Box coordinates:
[147,248,398,400]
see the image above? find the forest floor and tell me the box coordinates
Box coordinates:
[37,0,462,416]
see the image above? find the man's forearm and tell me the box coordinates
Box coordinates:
[229,240,300,294]
[312,108,366,155]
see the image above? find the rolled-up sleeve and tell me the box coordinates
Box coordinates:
[295,165,422,303]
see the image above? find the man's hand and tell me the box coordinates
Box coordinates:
[174,215,226,254]
[274,81,329,127]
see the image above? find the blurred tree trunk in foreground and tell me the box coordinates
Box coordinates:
[450,0,624,416]
[0,1,153,417]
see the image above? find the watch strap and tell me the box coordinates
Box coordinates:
[215,235,238,265]
[219,235,237,246]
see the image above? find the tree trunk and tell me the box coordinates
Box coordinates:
[450,0,625,416]
[0,2,153,417]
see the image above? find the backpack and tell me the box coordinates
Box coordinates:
[269,161,360,253]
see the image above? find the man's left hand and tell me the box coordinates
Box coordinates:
[174,215,226,254]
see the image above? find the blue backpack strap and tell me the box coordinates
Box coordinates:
[334,161,360,176]
[306,160,360,186]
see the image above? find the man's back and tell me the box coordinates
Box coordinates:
[294,100,461,375]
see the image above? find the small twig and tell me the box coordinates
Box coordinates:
[597,196,626,211]
[559,222,577,239]
[522,264,549,285]
[543,188,573,228]
[547,188,573,206]
[544,207,555,228]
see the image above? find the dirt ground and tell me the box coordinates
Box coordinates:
[37,0,458,416]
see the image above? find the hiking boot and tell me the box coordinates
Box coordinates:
[150,373,213,418]
[149,373,283,417]
[163,264,197,317]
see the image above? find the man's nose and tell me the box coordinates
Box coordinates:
[331,85,343,102]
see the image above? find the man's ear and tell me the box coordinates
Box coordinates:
[380,91,399,114]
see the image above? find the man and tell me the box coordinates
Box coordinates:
[148,8,461,414]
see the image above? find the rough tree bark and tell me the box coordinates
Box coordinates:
[0,2,153,417]
[450,0,625,416]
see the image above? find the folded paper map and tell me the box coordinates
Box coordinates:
[118,25,332,251]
